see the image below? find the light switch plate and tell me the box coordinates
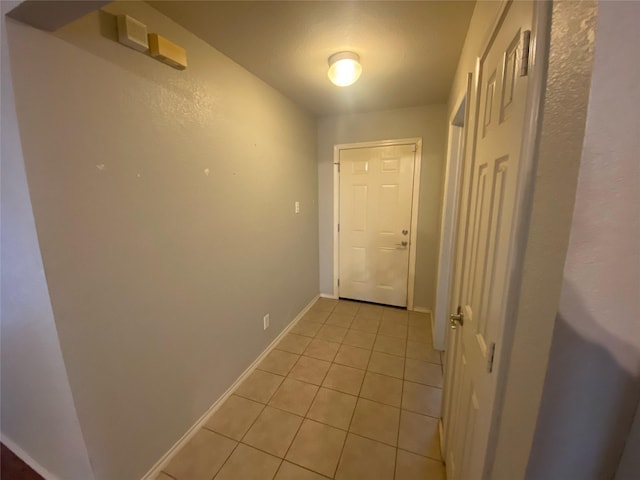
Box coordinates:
[295,201,300,214]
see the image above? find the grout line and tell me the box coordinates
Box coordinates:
[274,325,337,480]
[208,299,438,479]
[394,324,410,480]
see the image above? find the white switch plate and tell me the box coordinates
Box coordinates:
[263,313,270,330]
[295,201,300,214]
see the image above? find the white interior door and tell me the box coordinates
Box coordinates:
[338,144,416,307]
[444,2,534,478]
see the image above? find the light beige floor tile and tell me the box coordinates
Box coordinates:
[404,358,443,387]
[334,344,371,370]
[205,395,265,440]
[357,304,384,320]
[304,338,340,362]
[349,398,400,446]
[288,356,331,385]
[360,372,403,407]
[235,370,284,404]
[406,340,441,364]
[312,298,338,312]
[242,406,303,457]
[268,378,319,416]
[214,444,281,480]
[373,335,406,356]
[407,325,431,344]
[408,311,430,327]
[290,321,323,338]
[164,429,236,480]
[286,419,346,477]
[325,312,354,328]
[395,449,445,480]
[258,350,300,376]
[275,462,329,480]
[300,310,330,324]
[306,387,357,430]
[333,300,361,315]
[276,334,312,355]
[378,320,408,339]
[343,329,376,349]
[398,410,441,459]
[350,316,380,334]
[322,364,365,395]
[402,382,442,417]
[335,433,396,480]
[382,308,409,324]
[315,324,348,343]
[368,351,405,379]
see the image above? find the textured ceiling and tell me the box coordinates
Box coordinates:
[149,1,476,116]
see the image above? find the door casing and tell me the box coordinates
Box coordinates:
[332,138,422,310]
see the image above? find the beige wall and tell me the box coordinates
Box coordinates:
[1,3,94,479]
[317,105,448,310]
[5,2,318,479]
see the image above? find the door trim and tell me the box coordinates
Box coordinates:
[332,138,423,309]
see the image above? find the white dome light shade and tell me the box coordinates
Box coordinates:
[328,51,362,87]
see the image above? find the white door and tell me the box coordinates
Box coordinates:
[338,144,416,307]
[444,1,534,478]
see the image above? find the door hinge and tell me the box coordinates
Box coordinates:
[520,30,531,77]
[337,223,340,233]
[337,278,340,287]
[411,144,417,153]
[487,342,496,373]
[335,162,340,172]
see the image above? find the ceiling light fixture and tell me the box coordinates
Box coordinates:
[327,51,362,87]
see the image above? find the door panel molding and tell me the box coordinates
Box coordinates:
[333,137,422,309]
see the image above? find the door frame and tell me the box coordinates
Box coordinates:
[441,0,552,475]
[432,81,472,351]
[332,138,423,309]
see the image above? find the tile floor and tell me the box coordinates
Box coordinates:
[159,298,446,480]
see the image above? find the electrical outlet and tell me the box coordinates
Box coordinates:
[263,313,270,330]
[294,201,300,214]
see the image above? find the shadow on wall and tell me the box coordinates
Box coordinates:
[526,281,640,480]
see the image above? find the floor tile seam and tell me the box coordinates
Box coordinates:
[405,357,445,368]
[284,417,345,479]
[159,471,178,480]
[209,433,243,480]
[346,429,399,450]
[232,373,286,405]
[331,373,364,479]
[276,459,334,480]
[393,332,409,480]
[399,407,441,421]
[255,363,299,377]
[266,372,328,479]
[396,445,443,463]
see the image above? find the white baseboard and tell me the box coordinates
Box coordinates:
[1,434,61,480]
[410,306,432,314]
[319,293,338,299]
[141,294,320,480]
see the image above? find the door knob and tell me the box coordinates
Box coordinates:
[396,241,408,248]
[450,307,464,329]
[402,229,409,235]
